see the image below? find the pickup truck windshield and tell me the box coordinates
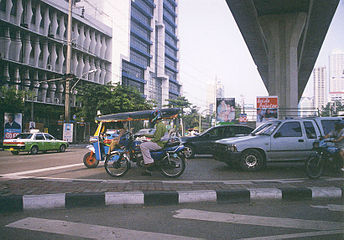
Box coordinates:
[254,121,281,136]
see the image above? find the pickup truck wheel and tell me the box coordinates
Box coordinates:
[240,149,264,171]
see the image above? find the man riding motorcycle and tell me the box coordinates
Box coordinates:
[323,120,344,172]
[140,110,167,176]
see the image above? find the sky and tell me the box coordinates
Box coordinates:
[178,0,344,110]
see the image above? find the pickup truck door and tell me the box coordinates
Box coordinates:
[268,121,307,161]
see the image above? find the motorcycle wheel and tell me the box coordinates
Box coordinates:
[83,152,99,168]
[160,153,186,178]
[305,153,325,179]
[104,152,129,177]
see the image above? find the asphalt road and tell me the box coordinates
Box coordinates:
[0,148,317,181]
[0,199,343,239]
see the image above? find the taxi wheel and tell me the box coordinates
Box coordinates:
[30,146,39,155]
[11,151,19,155]
[59,144,66,152]
[83,152,99,168]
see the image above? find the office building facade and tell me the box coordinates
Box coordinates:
[0,0,112,135]
[88,0,181,108]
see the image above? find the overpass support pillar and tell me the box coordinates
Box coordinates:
[259,13,307,119]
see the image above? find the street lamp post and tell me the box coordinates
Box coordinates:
[65,0,73,123]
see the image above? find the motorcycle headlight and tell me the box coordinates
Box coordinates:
[226,144,237,152]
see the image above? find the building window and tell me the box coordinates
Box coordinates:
[131,21,150,40]
[130,50,149,68]
[131,36,150,54]
[131,6,150,26]
[11,0,17,16]
[122,61,144,79]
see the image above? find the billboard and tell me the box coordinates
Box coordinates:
[257,96,278,125]
[4,113,22,139]
[216,98,235,123]
[63,123,74,142]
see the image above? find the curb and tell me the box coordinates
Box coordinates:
[0,187,342,212]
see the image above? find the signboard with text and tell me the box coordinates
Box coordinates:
[4,113,22,139]
[63,123,73,143]
[256,96,278,126]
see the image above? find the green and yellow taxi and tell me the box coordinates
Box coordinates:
[3,130,69,155]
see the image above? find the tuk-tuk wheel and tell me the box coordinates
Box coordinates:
[83,152,99,168]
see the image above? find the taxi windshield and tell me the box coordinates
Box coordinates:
[14,133,33,139]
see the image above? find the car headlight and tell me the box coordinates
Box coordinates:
[226,144,237,152]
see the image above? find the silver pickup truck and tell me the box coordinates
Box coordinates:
[213,117,344,171]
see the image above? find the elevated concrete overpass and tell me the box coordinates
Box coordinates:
[226,0,340,118]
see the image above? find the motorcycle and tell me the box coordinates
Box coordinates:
[82,108,180,168]
[104,132,186,178]
[305,139,343,179]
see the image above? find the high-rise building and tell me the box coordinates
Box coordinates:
[313,66,327,110]
[0,0,112,136]
[329,49,344,103]
[83,0,181,108]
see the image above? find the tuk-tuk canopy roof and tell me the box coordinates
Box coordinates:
[95,108,180,122]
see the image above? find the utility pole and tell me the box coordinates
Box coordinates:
[65,0,73,123]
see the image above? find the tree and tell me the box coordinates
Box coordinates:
[320,101,344,117]
[75,83,152,122]
[0,86,26,114]
[165,96,192,110]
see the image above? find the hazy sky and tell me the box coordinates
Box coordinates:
[178,0,344,109]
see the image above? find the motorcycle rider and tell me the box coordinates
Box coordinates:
[323,120,344,171]
[140,110,167,176]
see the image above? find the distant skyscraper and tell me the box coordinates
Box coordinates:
[313,66,327,110]
[216,78,224,98]
[329,49,344,103]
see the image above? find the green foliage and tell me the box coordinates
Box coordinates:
[75,83,152,121]
[0,86,26,113]
[183,105,200,130]
[320,101,344,117]
[165,96,192,110]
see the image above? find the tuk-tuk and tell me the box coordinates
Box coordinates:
[83,108,180,168]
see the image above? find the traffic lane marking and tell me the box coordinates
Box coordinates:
[1,163,84,178]
[173,209,344,230]
[311,204,344,212]
[237,229,344,240]
[6,217,204,240]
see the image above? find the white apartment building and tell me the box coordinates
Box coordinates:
[329,49,344,103]
[313,66,327,110]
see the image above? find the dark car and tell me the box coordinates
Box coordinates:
[181,125,253,158]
